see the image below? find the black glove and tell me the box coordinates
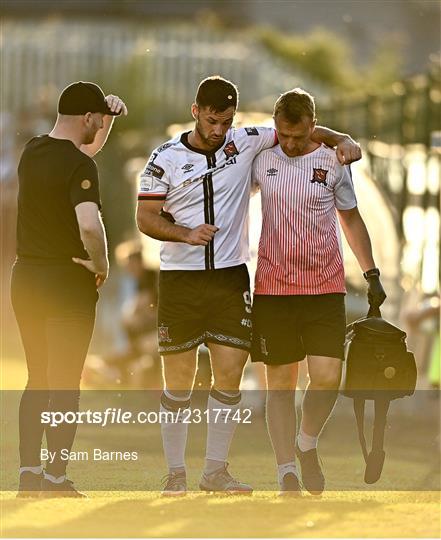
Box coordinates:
[363,268,386,314]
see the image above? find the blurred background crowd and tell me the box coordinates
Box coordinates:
[1,0,439,392]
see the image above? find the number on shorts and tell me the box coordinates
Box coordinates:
[243,291,252,314]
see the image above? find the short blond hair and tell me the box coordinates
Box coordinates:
[273,88,316,123]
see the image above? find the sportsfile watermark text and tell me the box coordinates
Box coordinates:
[41,407,253,427]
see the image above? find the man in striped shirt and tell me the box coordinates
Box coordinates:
[251,88,386,495]
[137,76,363,495]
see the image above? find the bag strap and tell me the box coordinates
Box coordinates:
[353,304,392,483]
[372,397,390,452]
[367,304,381,318]
[353,395,390,483]
[353,398,369,462]
[364,397,389,483]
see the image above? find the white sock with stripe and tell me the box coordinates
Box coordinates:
[277,461,298,486]
[297,427,318,452]
[204,388,241,474]
[160,389,191,473]
[20,465,43,475]
[44,472,66,484]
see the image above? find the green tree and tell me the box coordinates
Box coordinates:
[258,27,403,96]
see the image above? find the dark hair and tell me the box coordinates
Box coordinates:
[195,76,239,112]
[273,88,316,123]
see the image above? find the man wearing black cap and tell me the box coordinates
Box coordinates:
[12,81,127,497]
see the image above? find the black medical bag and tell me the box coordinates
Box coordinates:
[342,307,417,484]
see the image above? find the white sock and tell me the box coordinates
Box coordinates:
[20,465,43,475]
[44,472,66,484]
[160,389,191,472]
[277,461,298,486]
[205,389,241,470]
[297,427,318,452]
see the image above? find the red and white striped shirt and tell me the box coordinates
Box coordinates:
[252,144,357,295]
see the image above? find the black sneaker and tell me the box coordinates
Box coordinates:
[279,472,302,497]
[161,471,187,497]
[295,445,325,495]
[199,463,253,494]
[17,471,43,498]
[40,477,87,498]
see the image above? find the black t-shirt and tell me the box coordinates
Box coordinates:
[16,135,101,261]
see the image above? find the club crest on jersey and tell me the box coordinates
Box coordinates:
[158,324,171,343]
[223,141,239,159]
[267,168,278,177]
[260,336,269,356]
[181,163,194,174]
[311,168,328,185]
[245,127,259,136]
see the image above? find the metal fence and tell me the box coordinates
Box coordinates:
[1,18,316,122]
[319,71,441,148]
[319,70,440,244]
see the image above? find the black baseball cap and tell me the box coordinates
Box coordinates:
[58,81,121,116]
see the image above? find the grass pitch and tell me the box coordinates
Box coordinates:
[1,356,440,538]
[1,491,439,538]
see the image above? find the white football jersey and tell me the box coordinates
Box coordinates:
[138,127,276,270]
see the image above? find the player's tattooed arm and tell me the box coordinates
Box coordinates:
[311,126,361,165]
[136,200,218,246]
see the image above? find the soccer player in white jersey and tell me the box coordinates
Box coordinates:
[136,76,362,495]
[251,88,386,496]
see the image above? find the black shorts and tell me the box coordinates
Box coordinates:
[251,293,346,365]
[158,264,252,355]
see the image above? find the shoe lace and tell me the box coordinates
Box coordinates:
[161,472,184,489]
[214,463,240,486]
[303,451,324,477]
